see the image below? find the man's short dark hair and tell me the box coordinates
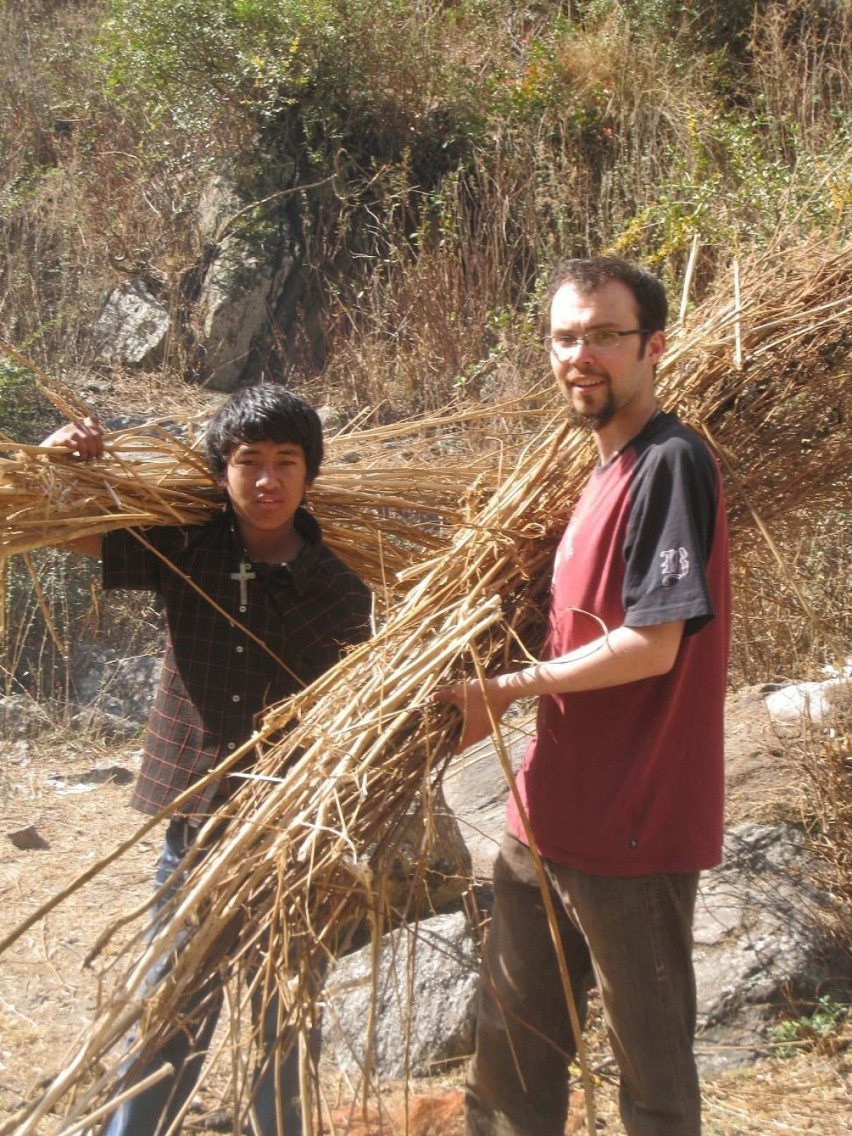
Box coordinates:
[205,382,324,482]
[546,256,668,332]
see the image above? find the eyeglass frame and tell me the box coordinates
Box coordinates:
[544,328,652,358]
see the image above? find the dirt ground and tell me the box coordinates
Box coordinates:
[1,687,849,1135]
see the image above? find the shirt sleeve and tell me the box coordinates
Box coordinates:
[102,526,185,593]
[622,436,719,636]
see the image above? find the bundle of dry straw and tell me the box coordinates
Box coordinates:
[0,345,527,597]
[3,237,850,1136]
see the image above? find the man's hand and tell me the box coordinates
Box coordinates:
[431,676,515,754]
[42,415,104,461]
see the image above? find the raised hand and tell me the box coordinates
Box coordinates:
[41,415,104,462]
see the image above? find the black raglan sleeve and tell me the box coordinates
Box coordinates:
[621,434,719,635]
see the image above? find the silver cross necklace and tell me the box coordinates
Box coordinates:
[230,559,256,608]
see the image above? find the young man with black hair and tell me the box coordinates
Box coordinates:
[435,258,730,1136]
[43,382,373,1136]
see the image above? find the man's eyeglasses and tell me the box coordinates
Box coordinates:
[545,329,650,358]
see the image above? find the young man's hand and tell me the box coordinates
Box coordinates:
[431,676,515,753]
[42,415,104,461]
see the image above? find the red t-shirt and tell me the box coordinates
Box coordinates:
[506,412,730,876]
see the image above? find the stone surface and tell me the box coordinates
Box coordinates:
[194,173,300,391]
[72,648,161,726]
[763,676,851,737]
[0,694,54,738]
[440,718,529,879]
[7,824,50,851]
[320,820,849,1080]
[322,910,479,1081]
[380,786,473,917]
[693,822,846,1072]
[94,280,170,367]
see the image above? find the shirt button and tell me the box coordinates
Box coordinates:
[235,645,244,653]
[227,742,236,750]
[239,605,247,613]
[232,694,241,703]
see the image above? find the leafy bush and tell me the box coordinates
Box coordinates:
[97,0,480,169]
[770,995,850,1058]
[0,361,61,444]
[4,0,849,382]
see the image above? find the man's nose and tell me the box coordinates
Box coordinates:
[256,464,282,484]
[568,337,597,364]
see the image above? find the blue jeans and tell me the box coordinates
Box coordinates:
[466,831,701,1136]
[102,819,303,1136]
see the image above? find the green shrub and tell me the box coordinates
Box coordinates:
[769,995,850,1058]
[0,361,61,444]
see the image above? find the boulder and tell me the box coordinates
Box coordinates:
[693,822,847,1071]
[93,171,306,388]
[380,785,473,917]
[7,823,50,851]
[72,647,161,727]
[319,820,849,1081]
[763,676,851,737]
[440,719,528,879]
[322,910,479,1081]
[0,693,54,738]
[194,174,301,391]
[94,280,170,367]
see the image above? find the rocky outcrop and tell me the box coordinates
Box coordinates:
[763,673,851,736]
[319,819,848,1081]
[71,647,162,734]
[323,910,479,1080]
[94,170,304,390]
[193,174,302,391]
[694,822,846,1072]
[95,280,170,368]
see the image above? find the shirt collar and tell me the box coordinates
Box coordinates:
[226,505,324,596]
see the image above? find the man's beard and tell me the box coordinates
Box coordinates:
[571,387,616,432]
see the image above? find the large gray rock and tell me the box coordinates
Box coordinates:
[763,675,851,737]
[72,647,161,727]
[194,174,301,391]
[320,821,847,1081]
[379,785,473,918]
[441,719,529,879]
[693,823,846,1071]
[95,280,170,367]
[322,910,479,1081]
[93,171,304,387]
[0,693,54,738]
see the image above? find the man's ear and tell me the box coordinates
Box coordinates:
[647,329,666,367]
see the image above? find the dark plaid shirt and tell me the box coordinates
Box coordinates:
[102,507,373,820]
